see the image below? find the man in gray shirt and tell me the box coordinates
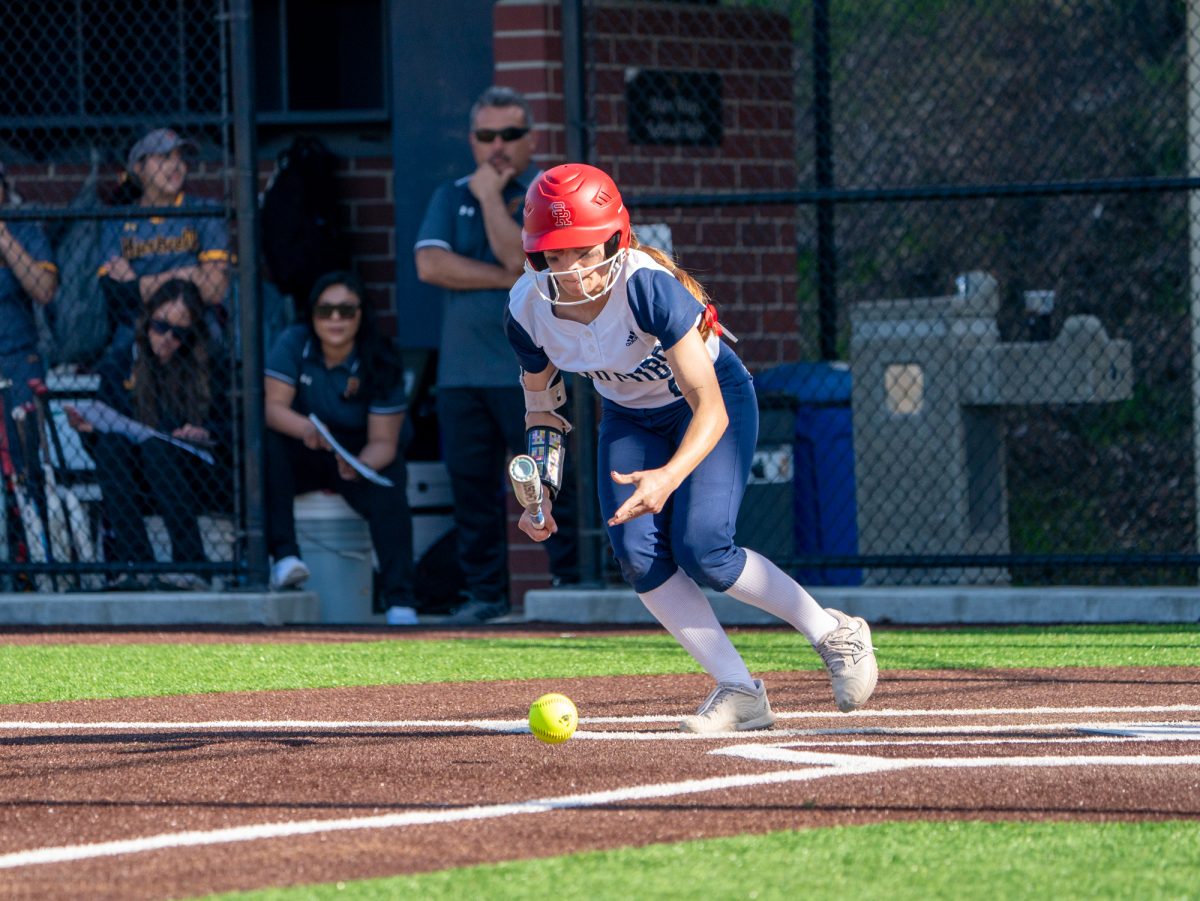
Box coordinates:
[415,86,578,623]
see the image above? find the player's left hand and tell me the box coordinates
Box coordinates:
[608,468,677,525]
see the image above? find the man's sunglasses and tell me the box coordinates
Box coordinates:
[313,302,361,320]
[149,318,193,341]
[473,126,530,143]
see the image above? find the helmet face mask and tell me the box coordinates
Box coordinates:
[524,247,627,306]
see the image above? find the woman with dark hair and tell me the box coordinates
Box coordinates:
[263,270,415,614]
[66,278,231,590]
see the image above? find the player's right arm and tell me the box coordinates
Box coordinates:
[520,365,560,430]
[516,362,561,539]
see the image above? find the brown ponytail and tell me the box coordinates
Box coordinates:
[628,232,723,340]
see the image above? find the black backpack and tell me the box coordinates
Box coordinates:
[260,136,349,312]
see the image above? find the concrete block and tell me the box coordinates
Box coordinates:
[522,586,1200,626]
[0,591,320,626]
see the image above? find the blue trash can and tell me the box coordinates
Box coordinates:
[753,362,861,586]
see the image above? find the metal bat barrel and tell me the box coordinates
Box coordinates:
[508,454,545,528]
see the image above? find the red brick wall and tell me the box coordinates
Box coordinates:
[331,155,397,333]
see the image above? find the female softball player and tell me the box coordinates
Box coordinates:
[505,163,878,732]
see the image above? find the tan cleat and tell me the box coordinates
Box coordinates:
[680,678,776,733]
[815,608,878,712]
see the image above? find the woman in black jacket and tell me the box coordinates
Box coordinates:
[67,278,231,589]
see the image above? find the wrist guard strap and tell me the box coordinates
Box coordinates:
[521,369,573,433]
[526,425,566,500]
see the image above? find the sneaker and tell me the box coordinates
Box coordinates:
[271,555,310,590]
[815,608,878,712]
[445,597,510,625]
[680,679,775,733]
[385,605,419,626]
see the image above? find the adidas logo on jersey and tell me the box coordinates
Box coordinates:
[624,331,638,347]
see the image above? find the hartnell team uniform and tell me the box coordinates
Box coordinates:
[96,193,229,338]
[506,248,756,595]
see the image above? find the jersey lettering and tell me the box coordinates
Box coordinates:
[580,344,674,388]
[120,228,200,261]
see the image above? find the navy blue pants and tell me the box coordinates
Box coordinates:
[91,434,230,564]
[438,385,579,602]
[265,429,415,607]
[598,376,758,594]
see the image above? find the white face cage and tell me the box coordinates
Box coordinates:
[523,249,627,306]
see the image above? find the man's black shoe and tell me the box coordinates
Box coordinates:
[445,597,511,624]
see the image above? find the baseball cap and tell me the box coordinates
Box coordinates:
[127,128,196,171]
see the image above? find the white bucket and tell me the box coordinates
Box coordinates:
[294,491,381,624]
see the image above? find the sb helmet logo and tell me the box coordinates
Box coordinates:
[549,201,572,227]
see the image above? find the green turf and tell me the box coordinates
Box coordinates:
[203,820,1200,900]
[0,625,1197,704]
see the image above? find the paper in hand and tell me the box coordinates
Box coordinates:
[308,414,395,487]
[68,399,215,465]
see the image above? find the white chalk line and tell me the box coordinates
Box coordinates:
[0,764,868,871]
[1,706,1198,871]
[3,704,1200,738]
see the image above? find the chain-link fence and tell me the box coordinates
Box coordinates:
[597,0,1197,586]
[0,0,241,591]
[3,0,1197,597]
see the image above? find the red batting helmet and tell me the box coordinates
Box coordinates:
[522,163,631,259]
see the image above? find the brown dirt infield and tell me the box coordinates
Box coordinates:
[1,628,1198,900]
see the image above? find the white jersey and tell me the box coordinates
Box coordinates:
[505,249,727,410]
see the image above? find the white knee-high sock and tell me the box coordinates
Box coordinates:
[725,549,838,646]
[638,568,755,688]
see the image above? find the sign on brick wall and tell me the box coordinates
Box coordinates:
[626,69,722,146]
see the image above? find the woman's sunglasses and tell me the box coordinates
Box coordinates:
[149,318,193,341]
[313,302,361,320]
[472,126,530,143]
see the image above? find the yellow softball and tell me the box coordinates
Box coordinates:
[528,692,578,744]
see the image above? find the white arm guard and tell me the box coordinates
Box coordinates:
[520,369,573,433]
